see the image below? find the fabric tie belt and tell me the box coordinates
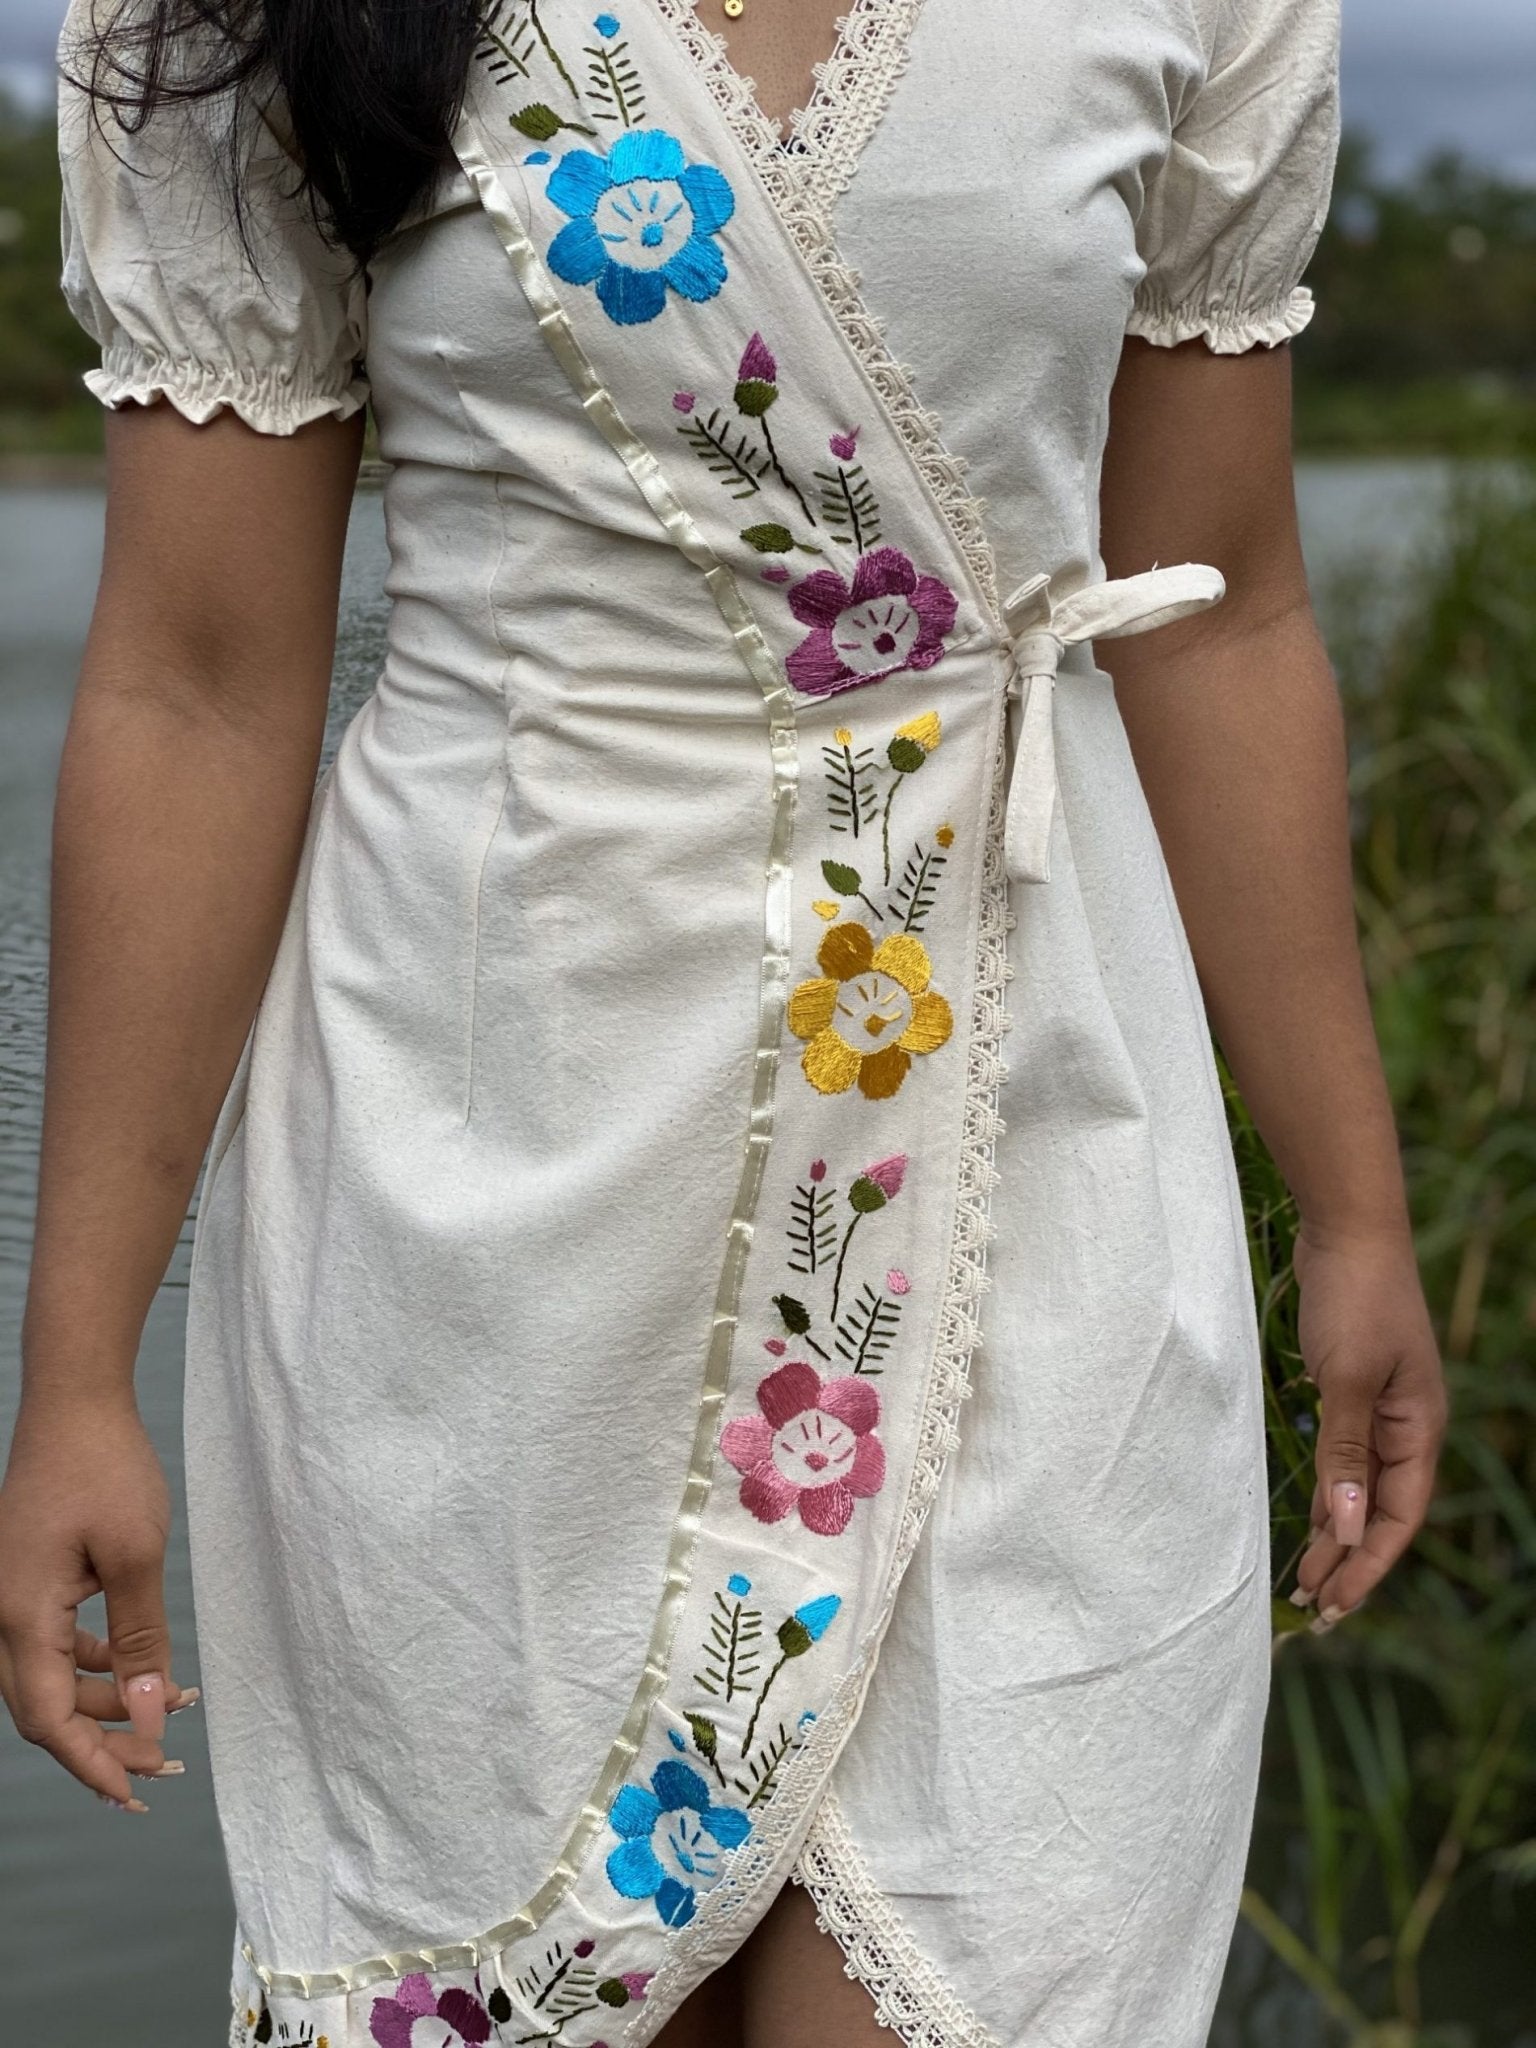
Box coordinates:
[1000,562,1227,884]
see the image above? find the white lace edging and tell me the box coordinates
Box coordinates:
[1126,283,1316,355]
[85,346,370,435]
[792,1792,1002,2048]
[655,0,999,619]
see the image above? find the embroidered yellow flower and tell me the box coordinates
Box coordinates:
[812,898,841,920]
[788,921,953,1099]
[936,822,955,848]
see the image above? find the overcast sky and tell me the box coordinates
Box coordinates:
[4,0,1534,179]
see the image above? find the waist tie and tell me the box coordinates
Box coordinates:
[1000,562,1227,884]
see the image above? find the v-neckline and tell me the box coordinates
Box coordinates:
[658,0,921,221]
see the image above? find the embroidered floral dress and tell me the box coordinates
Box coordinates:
[57,1,1340,2042]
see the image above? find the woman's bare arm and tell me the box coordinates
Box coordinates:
[0,401,362,1806]
[1098,337,1446,1620]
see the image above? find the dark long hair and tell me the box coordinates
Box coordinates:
[77,0,483,259]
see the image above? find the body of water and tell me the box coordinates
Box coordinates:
[0,460,1489,2045]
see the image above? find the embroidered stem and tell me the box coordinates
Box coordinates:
[879,771,910,887]
[757,416,816,529]
[480,20,533,79]
[527,0,581,103]
[829,1212,862,1324]
[740,1652,788,1758]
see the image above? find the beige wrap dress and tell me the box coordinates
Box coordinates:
[57,0,1341,2040]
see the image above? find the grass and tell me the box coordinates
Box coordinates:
[1215,466,1536,2045]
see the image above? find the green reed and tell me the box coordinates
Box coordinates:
[1217,467,1536,2046]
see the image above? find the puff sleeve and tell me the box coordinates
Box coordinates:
[56,0,368,434]
[1128,0,1341,353]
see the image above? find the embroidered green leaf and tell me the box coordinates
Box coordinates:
[486,1988,513,2025]
[834,1281,904,1375]
[888,840,948,932]
[695,1586,763,1701]
[734,1719,798,1806]
[786,1181,837,1277]
[584,38,646,126]
[773,1291,811,1334]
[678,408,770,499]
[741,521,796,553]
[473,0,538,83]
[687,1711,720,1760]
[510,100,564,139]
[815,462,883,552]
[821,858,861,893]
[822,734,879,838]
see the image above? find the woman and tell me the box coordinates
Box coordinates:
[0,0,1446,2040]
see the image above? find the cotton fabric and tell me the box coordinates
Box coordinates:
[57,0,1340,2041]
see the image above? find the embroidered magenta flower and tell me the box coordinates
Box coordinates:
[573,1939,597,1959]
[887,1268,910,1295]
[764,1337,787,1355]
[620,1973,653,2000]
[369,1976,491,2048]
[761,564,791,583]
[809,1158,827,1181]
[829,426,860,460]
[721,1360,885,1536]
[785,547,958,698]
[673,390,696,413]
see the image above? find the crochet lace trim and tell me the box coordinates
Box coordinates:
[791,1791,1003,2047]
[653,0,999,619]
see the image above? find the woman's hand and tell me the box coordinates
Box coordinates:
[1289,1226,1448,1624]
[0,1389,194,1809]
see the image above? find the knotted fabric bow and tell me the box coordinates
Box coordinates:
[1000,562,1227,884]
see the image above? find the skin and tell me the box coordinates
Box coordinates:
[0,0,1445,2038]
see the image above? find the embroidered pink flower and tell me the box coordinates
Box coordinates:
[809,1158,827,1182]
[785,546,958,698]
[737,331,777,382]
[722,1360,885,1537]
[673,390,696,413]
[829,426,860,460]
[887,1268,910,1295]
[764,1337,787,1355]
[862,1154,907,1199]
[619,1972,654,2000]
[761,564,791,583]
[369,1975,491,2048]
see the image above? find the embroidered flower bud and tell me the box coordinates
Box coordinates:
[888,710,942,772]
[594,11,621,34]
[887,1268,910,1295]
[511,102,563,141]
[574,1938,597,1958]
[833,727,852,746]
[597,1981,630,2008]
[773,1292,812,1335]
[779,1594,841,1657]
[672,390,696,413]
[864,1153,908,1199]
[735,331,779,415]
[740,521,795,553]
[809,1159,827,1181]
[829,427,860,460]
[936,823,955,847]
[727,1573,752,1596]
[760,565,791,584]
[621,1973,653,2002]
[763,1337,787,1355]
[487,1989,512,2025]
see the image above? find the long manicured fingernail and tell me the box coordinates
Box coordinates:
[1309,1604,1346,1635]
[1331,1482,1367,1547]
[170,1687,201,1712]
[151,1760,185,1777]
[98,1793,149,1813]
[124,1674,166,1742]
[1305,1521,1330,1548]
[1289,1585,1316,1608]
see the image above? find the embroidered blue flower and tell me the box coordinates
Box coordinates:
[606,1760,751,1926]
[546,128,735,326]
[593,10,621,33]
[727,1572,752,1597]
